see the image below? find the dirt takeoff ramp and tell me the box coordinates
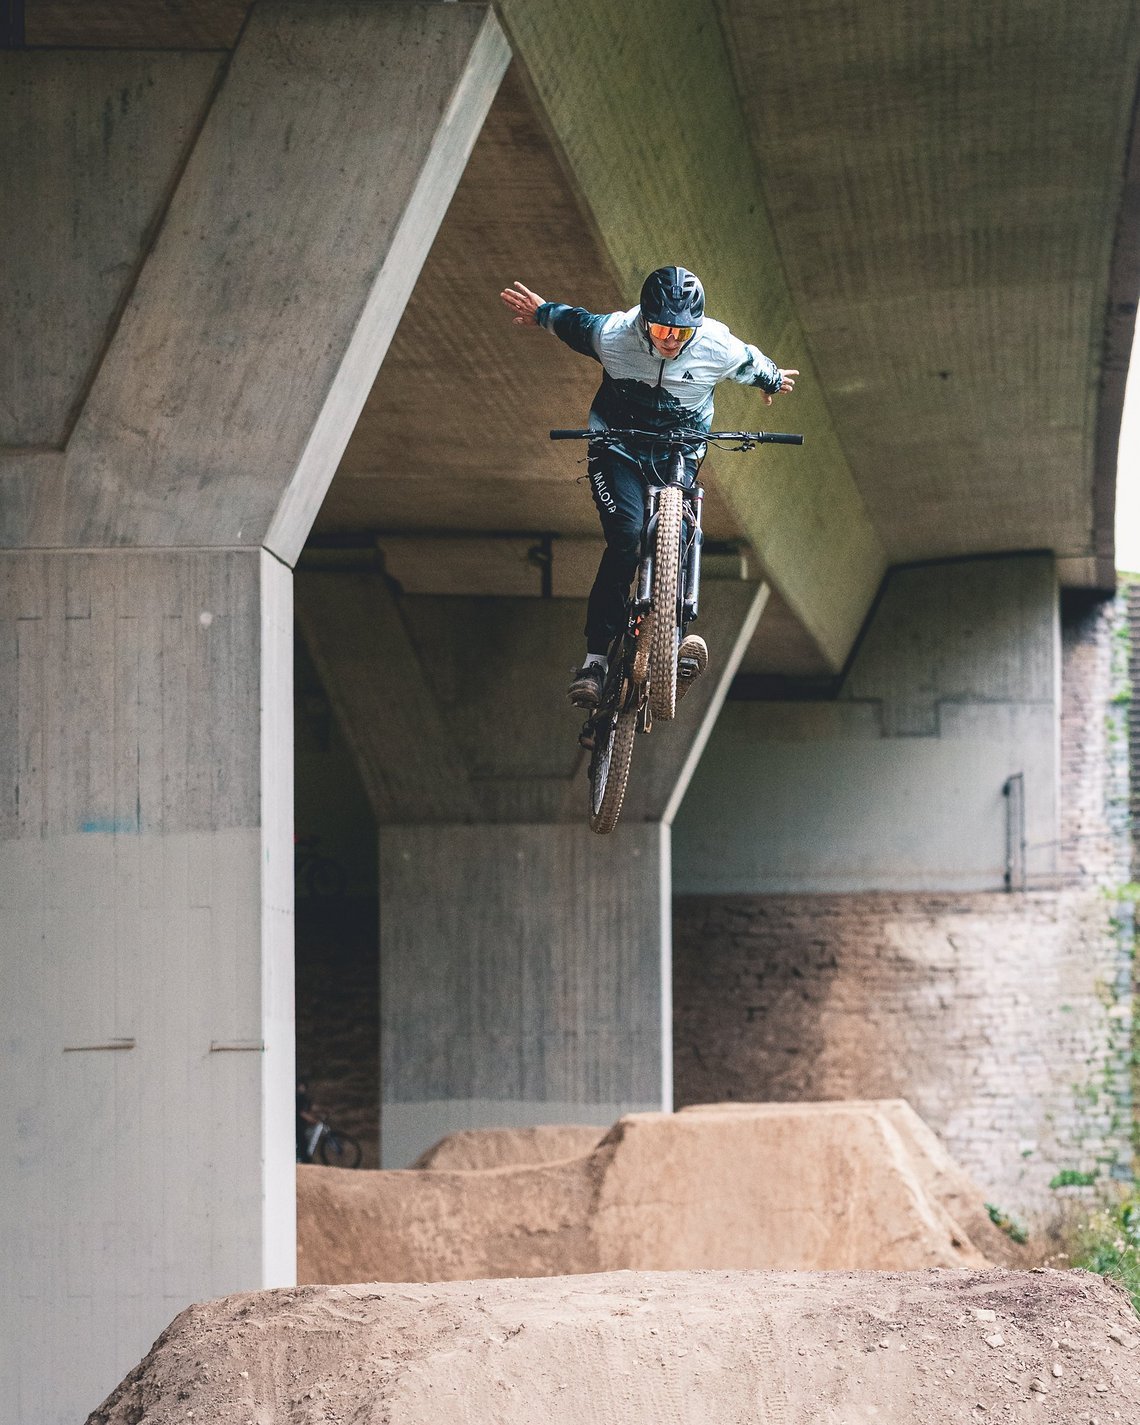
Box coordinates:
[88,1268,1140,1425]
[298,1101,1014,1284]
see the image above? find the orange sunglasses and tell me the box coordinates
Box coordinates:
[647,322,696,343]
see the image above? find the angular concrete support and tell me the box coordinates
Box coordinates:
[296,567,766,1164]
[0,548,294,1421]
[0,7,508,1419]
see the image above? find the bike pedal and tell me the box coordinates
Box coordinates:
[578,722,596,751]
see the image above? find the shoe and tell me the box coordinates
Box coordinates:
[676,635,708,701]
[568,663,604,708]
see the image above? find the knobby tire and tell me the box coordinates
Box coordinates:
[649,486,684,721]
[589,703,638,835]
[631,610,653,684]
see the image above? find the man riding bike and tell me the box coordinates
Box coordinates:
[500,265,798,707]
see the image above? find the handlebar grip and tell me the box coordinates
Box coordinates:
[549,429,593,440]
[763,433,804,445]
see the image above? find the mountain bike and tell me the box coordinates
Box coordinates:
[550,426,804,834]
[298,1114,362,1168]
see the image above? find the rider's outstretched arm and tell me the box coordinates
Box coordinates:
[717,332,798,406]
[499,280,604,361]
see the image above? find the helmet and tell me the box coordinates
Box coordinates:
[639,265,705,330]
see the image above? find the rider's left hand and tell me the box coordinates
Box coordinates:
[762,368,799,405]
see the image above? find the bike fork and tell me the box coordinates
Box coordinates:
[682,485,705,622]
[635,484,658,608]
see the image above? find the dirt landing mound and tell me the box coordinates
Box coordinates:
[411,1123,605,1169]
[298,1101,1013,1285]
[89,1268,1140,1425]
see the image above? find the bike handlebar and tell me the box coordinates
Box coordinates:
[549,427,804,447]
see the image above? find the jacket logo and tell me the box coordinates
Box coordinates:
[681,370,695,381]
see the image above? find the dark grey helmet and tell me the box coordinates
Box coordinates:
[639,265,705,329]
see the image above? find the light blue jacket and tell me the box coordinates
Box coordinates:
[536,302,782,436]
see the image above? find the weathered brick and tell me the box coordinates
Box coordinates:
[674,590,1136,1219]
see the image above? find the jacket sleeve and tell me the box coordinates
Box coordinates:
[722,334,782,394]
[536,302,606,361]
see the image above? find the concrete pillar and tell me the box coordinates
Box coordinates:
[0,547,294,1411]
[0,6,508,1419]
[296,566,766,1165]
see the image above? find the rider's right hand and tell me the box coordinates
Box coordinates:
[500,281,545,326]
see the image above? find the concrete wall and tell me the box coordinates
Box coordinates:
[674,555,1060,892]
[672,589,1135,1218]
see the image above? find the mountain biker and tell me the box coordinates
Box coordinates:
[500,266,798,707]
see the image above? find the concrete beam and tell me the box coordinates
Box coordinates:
[295,570,481,824]
[296,570,766,825]
[0,50,222,449]
[1,2,509,561]
[495,0,886,672]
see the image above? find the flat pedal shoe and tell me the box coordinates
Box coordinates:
[676,634,708,701]
[567,663,603,708]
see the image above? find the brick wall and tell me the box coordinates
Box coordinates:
[674,590,1135,1219]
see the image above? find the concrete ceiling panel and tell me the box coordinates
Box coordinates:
[718,0,1140,586]
[23,1,251,48]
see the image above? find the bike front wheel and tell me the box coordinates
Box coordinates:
[649,486,684,721]
[317,1131,362,1169]
[588,703,638,834]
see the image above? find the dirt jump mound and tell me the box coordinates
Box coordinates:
[298,1101,1024,1283]
[90,1268,1140,1424]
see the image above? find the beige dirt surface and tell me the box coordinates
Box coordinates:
[410,1123,605,1170]
[298,1101,1022,1285]
[88,1267,1140,1425]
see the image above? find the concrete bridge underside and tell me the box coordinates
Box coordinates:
[2,3,1139,1420]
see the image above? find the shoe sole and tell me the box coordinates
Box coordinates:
[676,640,708,702]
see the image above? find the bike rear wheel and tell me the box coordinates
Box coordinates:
[317,1131,362,1169]
[588,702,638,835]
[649,486,684,721]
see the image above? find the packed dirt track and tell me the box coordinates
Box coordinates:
[89,1267,1140,1424]
[298,1101,1028,1283]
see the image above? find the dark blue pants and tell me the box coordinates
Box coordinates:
[584,447,696,655]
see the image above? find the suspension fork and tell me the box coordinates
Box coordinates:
[635,483,659,607]
[682,485,705,621]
